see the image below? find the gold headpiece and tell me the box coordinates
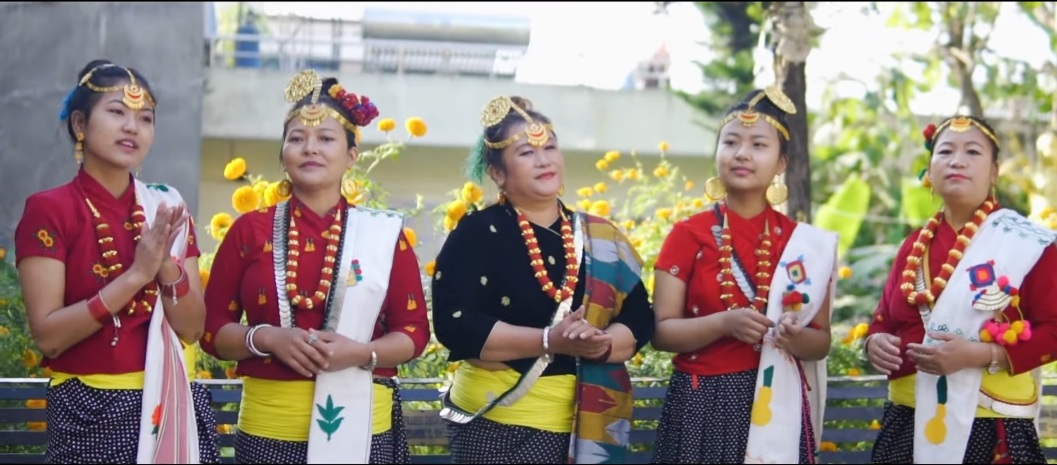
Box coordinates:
[480,96,554,150]
[78,64,156,110]
[933,116,999,147]
[720,86,796,140]
[282,69,359,134]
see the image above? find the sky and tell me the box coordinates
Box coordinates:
[214,1,1054,115]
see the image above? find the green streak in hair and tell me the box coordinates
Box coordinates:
[465,134,489,184]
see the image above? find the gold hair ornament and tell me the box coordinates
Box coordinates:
[282,69,359,134]
[932,116,999,148]
[720,85,795,140]
[480,96,554,150]
[78,64,155,110]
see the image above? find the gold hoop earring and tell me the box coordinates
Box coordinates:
[704,177,726,201]
[74,132,84,165]
[277,172,293,199]
[558,184,565,197]
[921,172,932,189]
[497,190,507,206]
[340,172,358,203]
[765,178,788,206]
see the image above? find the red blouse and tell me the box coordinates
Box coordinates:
[655,204,796,376]
[200,196,430,380]
[14,168,201,374]
[868,221,1057,379]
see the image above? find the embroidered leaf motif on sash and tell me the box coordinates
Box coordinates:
[315,394,345,441]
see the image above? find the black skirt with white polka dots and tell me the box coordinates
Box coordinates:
[445,415,570,464]
[43,377,221,464]
[651,369,816,464]
[233,378,409,464]
[871,402,1045,463]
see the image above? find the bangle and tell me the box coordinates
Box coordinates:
[157,265,190,306]
[87,292,113,325]
[588,340,614,364]
[863,333,879,357]
[542,326,553,362]
[361,350,378,372]
[245,324,272,357]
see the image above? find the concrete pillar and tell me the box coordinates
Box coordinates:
[0,2,206,257]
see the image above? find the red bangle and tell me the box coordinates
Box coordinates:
[158,266,190,305]
[588,341,614,364]
[87,293,113,325]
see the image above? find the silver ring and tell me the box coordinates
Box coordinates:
[307,333,318,345]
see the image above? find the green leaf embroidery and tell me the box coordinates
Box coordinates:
[315,394,345,441]
[146,183,170,192]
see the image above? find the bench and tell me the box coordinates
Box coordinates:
[3,376,1057,463]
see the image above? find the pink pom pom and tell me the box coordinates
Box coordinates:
[1019,327,1032,341]
[997,276,1009,288]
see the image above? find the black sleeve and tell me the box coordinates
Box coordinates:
[611,281,655,353]
[431,214,500,361]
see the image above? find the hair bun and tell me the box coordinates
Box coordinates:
[77,59,115,81]
[509,96,534,112]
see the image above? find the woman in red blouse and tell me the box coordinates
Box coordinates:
[15,59,220,463]
[650,88,836,464]
[866,116,1056,463]
[200,70,430,464]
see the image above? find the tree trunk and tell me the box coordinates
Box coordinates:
[769,1,814,222]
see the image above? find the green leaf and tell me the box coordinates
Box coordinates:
[813,174,872,258]
[146,183,170,192]
[315,394,345,441]
[937,375,948,404]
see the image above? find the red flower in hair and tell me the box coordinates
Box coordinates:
[327,84,380,127]
[922,123,937,142]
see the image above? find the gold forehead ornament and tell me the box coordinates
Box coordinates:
[932,116,999,147]
[282,69,357,133]
[79,64,155,110]
[480,96,553,150]
[721,85,796,140]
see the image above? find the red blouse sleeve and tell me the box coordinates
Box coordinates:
[867,234,915,339]
[185,215,202,259]
[377,230,430,357]
[1004,244,1057,374]
[14,193,68,266]
[655,218,701,283]
[200,215,252,357]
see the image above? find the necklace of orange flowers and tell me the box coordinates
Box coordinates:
[284,198,346,312]
[900,198,997,307]
[514,205,580,303]
[717,208,774,313]
[80,182,159,318]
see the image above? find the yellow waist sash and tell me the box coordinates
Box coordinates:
[449,363,576,433]
[49,342,198,390]
[238,376,391,442]
[889,371,1037,418]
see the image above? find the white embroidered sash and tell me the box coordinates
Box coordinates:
[135,180,200,464]
[913,208,1056,463]
[300,206,404,464]
[744,224,837,464]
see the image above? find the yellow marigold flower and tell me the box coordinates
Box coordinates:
[405,117,428,138]
[853,322,869,340]
[443,215,458,232]
[609,170,625,182]
[654,165,670,178]
[0,246,6,262]
[1046,216,1057,231]
[1040,205,1055,218]
[22,349,39,370]
[577,187,595,198]
[589,200,610,217]
[403,227,418,246]
[460,182,483,205]
[692,198,705,209]
[626,169,641,181]
[252,180,268,198]
[684,181,695,191]
[424,260,436,277]
[594,182,608,193]
[604,151,620,162]
[838,266,853,279]
[223,157,247,181]
[197,370,212,380]
[819,441,838,452]
[210,213,234,240]
[847,367,861,376]
[577,199,593,211]
[27,422,46,431]
[26,398,46,409]
[841,332,855,345]
[656,208,673,221]
[217,424,233,434]
[658,141,670,152]
[595,159,610,171]
[632,352,644,367]
[232,186,260,214]
[0,326,8,336]
[446,201,468,222]
[343,183,365,205]
[621,220,635,231]
[225,366,237,379]
[200,268,210,289]
[377,118,396,133]
[869,419,882,430]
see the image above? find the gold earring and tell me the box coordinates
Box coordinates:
[497,190,507,206]
[340,172,358,203]
[765,178,788,206]
[558,184,565,197]
[704,177,726,201]
[74,132,84,165]
[921,172,932,189]
[277,172,293,199]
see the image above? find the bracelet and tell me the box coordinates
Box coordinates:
[361,350,378,372]
[245,324,272,357]
[87,292,113,325]
[588,340,614,364]
[157,265,190,306]
[542,325,553,362]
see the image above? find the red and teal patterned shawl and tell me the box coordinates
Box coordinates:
[567,213,644,464]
